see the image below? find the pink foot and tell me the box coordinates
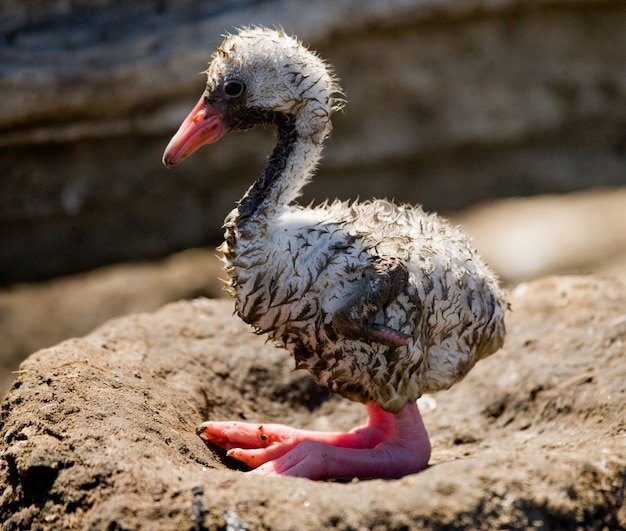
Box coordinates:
[198,401,431,480]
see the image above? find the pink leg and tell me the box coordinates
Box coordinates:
[198,401,431,480]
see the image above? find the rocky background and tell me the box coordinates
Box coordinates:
[2,0,626,284]
[1,0,626,528]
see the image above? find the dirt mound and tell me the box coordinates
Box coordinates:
[1,275,624,529]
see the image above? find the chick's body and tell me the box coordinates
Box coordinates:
[222,198,505,413]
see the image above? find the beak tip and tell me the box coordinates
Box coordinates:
[162,143,184,168]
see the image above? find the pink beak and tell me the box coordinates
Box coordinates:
[162,96,229,167]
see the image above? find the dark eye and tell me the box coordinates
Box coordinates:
[223,80,245,98]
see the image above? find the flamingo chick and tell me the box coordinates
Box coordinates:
[163,27,507,480]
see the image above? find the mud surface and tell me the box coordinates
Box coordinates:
[1,275,625,529]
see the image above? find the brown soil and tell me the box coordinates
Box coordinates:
[1,275,624,530]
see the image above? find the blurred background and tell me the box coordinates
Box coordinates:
[1,0,626,395]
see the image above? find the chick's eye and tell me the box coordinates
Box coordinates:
[223,80,245,98]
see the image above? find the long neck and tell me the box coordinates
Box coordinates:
[235,115,324,225]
